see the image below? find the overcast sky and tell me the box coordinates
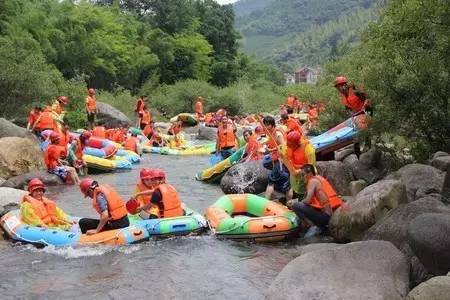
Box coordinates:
[216,0,239,4]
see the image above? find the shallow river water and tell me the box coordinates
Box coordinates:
[0,154,302,299]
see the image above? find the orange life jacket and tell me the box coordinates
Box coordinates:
[155,184,183,218]
[308,175,343,211]
[86,95,97,112]
[92,126,106,139]
[218,124,236,148]
[44,144,65,170]
[58,130,71,147]
[143,124,153,137]
[169,123,181,135]
[245,135,262,161]
[36,111,55,130]
[111,129,126,144]
[286,117,302,134]
[194,101,203,114]
[92,185,128,221]
[341,88,365,113]
[286,96,295,108]
[74,138,84,160]
[135,182,153,207]
[267,128,285,161]
[287,142,309,169]
[21,195,58,225]
[141,110,151,125]
[124,136,139,153]
[105,129,115,140]
[28,109,40,126]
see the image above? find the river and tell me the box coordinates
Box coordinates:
[0,154,302,299]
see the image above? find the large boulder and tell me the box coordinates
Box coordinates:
[406,275,450,300]
[388,164,445,202]
[442,165,450,204]
[408,213,450,276]
[329,179,407,241]
[0,137,45,179]
[220,161,269,194]
[316,160,354,196]
[0,187,27,216]
[365,197,450,286]
[1,170,63,189]
[266,240,410,300]
[349,179,367,196]
[197,125,217,141]
[342,148,386,184]
[0,118,34,139]
[96,102,132,128]
[154,122,170,130]
[431,155,450,172]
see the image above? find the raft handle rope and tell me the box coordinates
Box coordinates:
[210,215,294,235]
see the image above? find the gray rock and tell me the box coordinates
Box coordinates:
[0,137,45,179]
[349,179,367,196]
[409,213,450,276]
[406,276,450,300]
[431,155,450,172]
[220,160,269,194]
[197,125,217,141]
[365,197,450,286]
[442,165,450,203]
[0,177,5,186]
[388,164,444,202]
[266,240,410,300]
[0,187,27,215]
[334,145,354,161]
[431,151,449,160]
[329,179,407,241]
[316,161,354,196]
[343,148,386,184]
[1,170,63,189]
[154,122,170,130]
[96,102,132,128]
[0,118,34,139]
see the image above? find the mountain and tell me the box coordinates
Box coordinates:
[233,0,379,70]
[233,0,273,17]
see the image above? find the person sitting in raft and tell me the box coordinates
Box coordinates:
[21,178,75,230]
[215,116,238,159]
[286,131,316,197]
[78,178,130,235]
[132,168,160,219]
[68,130,90,176]
[287,164,343,237]
[241,129,262,162]
[142,120,155,139]
[26,106,42,134]
[134,169,184,219]
[45,132,80,184]
[149,132,165,147]
[123,132,142,156]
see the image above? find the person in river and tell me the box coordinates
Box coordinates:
[123,132,142,156]
[134,169,184,219]
[132,168,161,219]
[215,115,238,159]
[287,164,343,237]
[45,132,80,184]
[78,178,129,235]
[241,129,262,162]
[20,178,74,230]
[85,88,97,130]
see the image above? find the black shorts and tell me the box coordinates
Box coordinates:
[87,112,96,123]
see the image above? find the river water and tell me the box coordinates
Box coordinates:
[0,154,302,299]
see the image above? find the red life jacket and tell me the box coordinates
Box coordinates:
[92,185,128,221]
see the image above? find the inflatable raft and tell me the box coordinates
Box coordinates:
[170,113,198,126]
[83,137,118,159]
[1,208,207,247]
[205,194,299,241]
[116,149,141,164]
[83,154,132,172]
[195,146,245,183]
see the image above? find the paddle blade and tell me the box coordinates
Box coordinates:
[126,198,139,215]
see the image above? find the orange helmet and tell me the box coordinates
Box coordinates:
[287,130,301,146]
[140,168,155,180]
[50,132,60,143]
[88,88,95,95]
[58,96,68,105]
[28,178,46,193]
[154,168,166,180]
[79,178,95,197]
[80,130,92,140]
[334,76,348,86]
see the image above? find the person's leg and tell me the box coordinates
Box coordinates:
[286,188,293,201]
[265,184,275,200]
[292,202,330,227]
[106,216,130,230]
[67,167,80,184]
[78,218,100,233]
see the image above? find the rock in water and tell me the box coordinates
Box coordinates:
[0,187,27,216]
[316,160,354,195]
[406,275,450,300]
[220,161,269,194]
[197,125,217,141]
[365,197,450,286]
[96,102,132,128]
[0,118,35,139]
[266,240,409,300]
[388,163,444,202]
[0,137,45,179]
[408,213,450,276]
[329,179,407,241]
[1,170,63,189]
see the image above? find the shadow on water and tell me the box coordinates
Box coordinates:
[0,154,303,299]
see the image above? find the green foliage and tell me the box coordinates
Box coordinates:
[233,0,273,17]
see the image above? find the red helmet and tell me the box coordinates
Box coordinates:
[88,88,95,95]
[79,178,95,197]
[287,130,301,146]
[334,76,348,86]
[50,132,60,142]
[255,126,263,134]
[58,96,68,105]
[140,168,155,180]
[28,178,46,193]
[154,168,166,180]
[80,130,92,139]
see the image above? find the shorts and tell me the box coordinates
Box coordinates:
[87,112,96,123]
[49,166,69,181]
[268,161,291,193]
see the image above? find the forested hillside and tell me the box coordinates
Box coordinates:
[233,0,273,17]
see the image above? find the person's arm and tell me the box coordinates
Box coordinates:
[138,189,161,212]
[86,194,109,235]
[302,180,317,205]
[31,115,42,131]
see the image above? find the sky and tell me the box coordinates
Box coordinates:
[215,0,239,4]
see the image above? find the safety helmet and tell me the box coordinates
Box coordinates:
[50,132,60,142]
[334,76,348,86]
[57,96,68,105]
[28,178,46,193]
[287,130,301,146]
[79,178,95,197]
[154,168,166,180]
[80,130,92,139]
[255,126,263,134]
[140,168,155,180]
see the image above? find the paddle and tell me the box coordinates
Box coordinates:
[126,197,140,215]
